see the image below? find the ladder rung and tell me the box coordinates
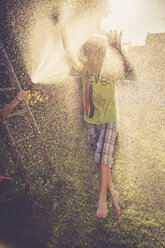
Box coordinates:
[15,134,35,144]
[0,87,17,92]
[7,110,26,118]
[26,160,43,170]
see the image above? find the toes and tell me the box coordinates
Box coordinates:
[96,210,100,218]
[96,210,107,219]
[96,202,108,219]
[96,212,100,218]
[103,213,107,219]
[96,211,102,218]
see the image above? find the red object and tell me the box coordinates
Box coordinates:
[0,176,13,182]
[85,82,90,116]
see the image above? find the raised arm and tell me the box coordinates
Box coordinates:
[107,30,136,80]
[52,4,84,74]
[60,23,83,73]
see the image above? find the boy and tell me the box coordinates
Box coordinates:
[61,28,136,219]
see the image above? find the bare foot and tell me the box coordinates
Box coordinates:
[96,201,108,219]
[111,191,120,217]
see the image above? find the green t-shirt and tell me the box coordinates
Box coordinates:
[81,60,117,124]
[70,47,124,124]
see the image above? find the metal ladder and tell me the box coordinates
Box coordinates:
[0,39,55,193]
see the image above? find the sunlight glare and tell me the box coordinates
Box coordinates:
[110,0,137,15]
[101,0,138,45]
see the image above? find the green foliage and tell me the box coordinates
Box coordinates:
[26,91,47,108]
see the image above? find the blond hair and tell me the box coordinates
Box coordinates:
[81,34,108,59]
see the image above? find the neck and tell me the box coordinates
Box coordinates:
[90,64,101,72]
[88,59,103,73]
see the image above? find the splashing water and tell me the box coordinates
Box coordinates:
[9,0,114,84]
[31,32,69,83]
[29,17,103,83]
[8,0,165,184]
[27,11,70,83]
[9,0,165,179]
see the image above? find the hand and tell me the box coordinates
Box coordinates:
[52,1,72,26]
[17,90,30,101]
[107,30,123,53]
[52,11,59,24]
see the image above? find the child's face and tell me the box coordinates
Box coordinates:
[87,50,105,71]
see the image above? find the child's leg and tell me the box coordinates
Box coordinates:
[107,168,120,217]
[96,164,120,218]
[96,164,109,218]
[87,123,120,218]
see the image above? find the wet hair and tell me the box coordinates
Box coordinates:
[81,34,108,59]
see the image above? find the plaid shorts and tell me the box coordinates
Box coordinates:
[88,122,117,166]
